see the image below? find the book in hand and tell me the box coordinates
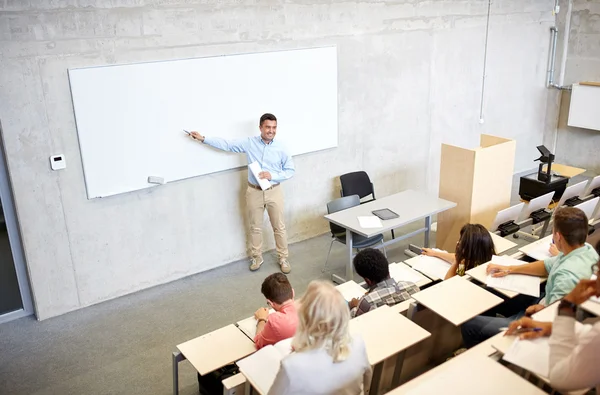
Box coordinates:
[236,338,293,394]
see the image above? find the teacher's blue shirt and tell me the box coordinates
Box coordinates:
[203,136,295,186]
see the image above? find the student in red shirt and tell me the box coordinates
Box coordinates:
[254,273,298,349]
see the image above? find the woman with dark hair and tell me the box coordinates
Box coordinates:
[422,223,496,279]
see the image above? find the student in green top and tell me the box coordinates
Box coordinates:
[462,207,599,348]
[422,223,496,279]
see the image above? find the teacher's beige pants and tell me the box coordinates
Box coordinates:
[246,184,289,261]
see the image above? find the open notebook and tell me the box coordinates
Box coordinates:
[486,255,540,297]
[237,309,275,340]
[236,338,293,394]
[503,321,585,378]
[519,235,554,261]
[335,281,367,302]
[388,263,425,285]
[408,253,451,280]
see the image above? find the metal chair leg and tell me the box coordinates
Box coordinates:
[381,240,387,258]
[322,239,336,273]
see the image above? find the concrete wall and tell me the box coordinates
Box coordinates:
[551,0,600,173]
[0,0,555,319]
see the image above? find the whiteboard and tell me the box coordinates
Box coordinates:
[68,47,338,198]
[568,83,600,131]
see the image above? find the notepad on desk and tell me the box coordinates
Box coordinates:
[388,263,425,285]
[409,255,451,280]
[237,309,276,340]
[237,338,293,394]
[486,256,540,297]
[335,281,367,302]
[357,216,383,229]
[519,235,554,261]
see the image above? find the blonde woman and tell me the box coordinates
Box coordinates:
[268,281,372,395]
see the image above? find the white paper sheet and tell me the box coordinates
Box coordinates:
[410,255,451,280]
[335,281,366,302]
[357,216,383,229]
[503,337,550,378]
[519,235,554,261]
[486,255,540,297]
[248,161,273,190]
[236,338,293,394]
[237,309,275,340]
[388,263,424,285]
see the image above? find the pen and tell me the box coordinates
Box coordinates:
[499,327,543,333]
[183,129,190,135]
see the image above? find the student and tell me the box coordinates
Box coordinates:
[461,207,599,348]
[505,251,600,393]
[422,223,496,279]
[349,248,419,317]
[268,281,372,395]
[254,273,298,349]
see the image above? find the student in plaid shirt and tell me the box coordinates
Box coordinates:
[349,248,420,317]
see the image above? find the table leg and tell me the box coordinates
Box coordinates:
[424,216,431,248]
[369,361,384,395]
[407,302,418,321]
[540,217,550,237]
[390,350,407,389]
[346,229,353,282]
[173,351,186,395]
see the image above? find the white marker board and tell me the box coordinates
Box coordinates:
[568,83,600,131]
[68,47,338,198]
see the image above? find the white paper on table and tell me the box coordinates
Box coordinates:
[357,216,383,229]
[237,308,275,340]
[519,235,554,261]
[335,281,366,302]
[388,263,424,285]
[236,337,293,394]
[410,255,451,280]
[248,161,272,190]
[486,255,540,297]
[503,337,550,378]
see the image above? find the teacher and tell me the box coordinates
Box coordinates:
[190,113,295,274]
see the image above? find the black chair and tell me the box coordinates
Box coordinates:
[340,171,375,202]
[323,195,386,272]
[340,171,394,239]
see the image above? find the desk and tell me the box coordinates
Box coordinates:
[324,190,455,282]
[489,232,518,254]
[519,235,554,261]
[389,352,547,395]
[173,324,256,395]
[349,305,431,393]
[543,163,586,178]
[581,300,600,316]
[466,262,546,299]
[408,276,503,326]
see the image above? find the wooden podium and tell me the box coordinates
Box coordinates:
[436,135,516,252]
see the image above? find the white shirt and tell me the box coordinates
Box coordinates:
[549,315,600,393]
[268,335,372,395]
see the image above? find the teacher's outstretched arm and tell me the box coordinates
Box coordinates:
[189,131,248,153]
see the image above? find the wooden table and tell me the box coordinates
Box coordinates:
[389,352,547,395]
[349,305,431,393]
[408,276,503,326]
[324,189,456,283]
[173,324,256,395]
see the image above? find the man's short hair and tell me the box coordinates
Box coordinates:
[261,273,293,304]
[353,248,389,283]
[553,207,589,246]
[260,113,277,126]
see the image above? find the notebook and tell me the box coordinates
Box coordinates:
[236,338,293,394]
